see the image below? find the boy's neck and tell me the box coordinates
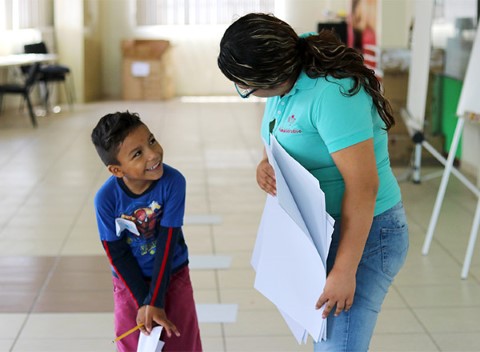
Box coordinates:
[121,177,154,196]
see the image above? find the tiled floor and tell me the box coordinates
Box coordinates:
[0,98,479,351]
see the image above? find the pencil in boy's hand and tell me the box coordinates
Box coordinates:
[113,323,144,343]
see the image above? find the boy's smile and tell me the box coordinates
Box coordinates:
[108,124,164,194]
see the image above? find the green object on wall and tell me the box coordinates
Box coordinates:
[438,74,463,159]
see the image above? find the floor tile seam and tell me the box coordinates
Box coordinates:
[394,282,480,288]
[390,285,411,308]
[0,133,38,174]
[428,331,480,336]
[160,111,226,338]
[38,288,113,293]
[398,303,480,309]
[448,194,480,214]
[388,285,441,349]
[196,108,232,352]
[232,106,262,166]
[406,216,477,280]
[9,310,33,351]
[55,166,107,256]
[402,306,442,351]
[24,170,105,319]
[0,131,94,238]
[221,331,301,337]
[411,306,480,314]
[371,331,443,336]
[220,307,284,313]
[0,187,41,238]
[434,239,480,284]
[214,307,285,313]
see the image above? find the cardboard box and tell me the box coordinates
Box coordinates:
[388,99,409,135]
[121,40,175,100]
[122,40,170,60]
[382,69,409,136]
[388,133,445,166]
[382,69,409,102]
[388,133,413,166]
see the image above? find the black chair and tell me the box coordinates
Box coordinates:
[0,63,40,127]
[23,42,74,111]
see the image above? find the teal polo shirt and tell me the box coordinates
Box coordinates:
[261,71,401,218]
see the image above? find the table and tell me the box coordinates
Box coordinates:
[0,53,57,68]
[0,54,59,124]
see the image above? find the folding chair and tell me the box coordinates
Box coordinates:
[0,63,40,127]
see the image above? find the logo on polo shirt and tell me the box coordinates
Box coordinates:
[279,114,302,134]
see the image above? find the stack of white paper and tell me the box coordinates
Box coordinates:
[251,135,335,343]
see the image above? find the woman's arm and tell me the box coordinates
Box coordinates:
[316,138,379,317]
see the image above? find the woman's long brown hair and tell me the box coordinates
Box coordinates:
[218,13,395,130]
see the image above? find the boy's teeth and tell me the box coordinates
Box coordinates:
[148,162,159,171]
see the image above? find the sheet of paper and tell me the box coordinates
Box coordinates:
[115,218,140,237]
[131,61,150,77]
[270,135,334,265]
[254,195,326,342]
[137,326,164,352]
[263,140,311,242]
[251,194,269,271]
[253,137,335,343]
[279,308,307,344]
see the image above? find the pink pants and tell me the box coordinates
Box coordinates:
[113,266,202,352]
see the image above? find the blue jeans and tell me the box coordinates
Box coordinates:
[314,202,409,352]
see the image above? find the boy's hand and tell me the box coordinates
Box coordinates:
[136,306,148,335]
[141,305,180,338]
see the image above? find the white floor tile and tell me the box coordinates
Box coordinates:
[0,314,27,338]
[196,304,238,323]
[189,255,232,270]
[1,100,480,352]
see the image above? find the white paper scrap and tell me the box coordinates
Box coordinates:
[131,61,150,77]
[137,326,164,352]
[115,218,140,237]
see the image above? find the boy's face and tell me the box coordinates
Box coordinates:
[108,124,164,194]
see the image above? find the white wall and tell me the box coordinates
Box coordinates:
[100,0,232,98]
[462,124,480,182]
[279,0,348,33]
[379,0,415,48]
[99,0,415,98]
[54,0,84,102]
[99,0,133,100]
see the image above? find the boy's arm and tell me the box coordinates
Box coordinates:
[94,183,150,308]
[142,225,181,308]
[103,238,150,307]
[143,167,186,308]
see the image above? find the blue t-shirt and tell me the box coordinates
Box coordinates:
[94,164,189,277]
[261,72,401,218]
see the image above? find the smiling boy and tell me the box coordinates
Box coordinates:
[91,111,202,352]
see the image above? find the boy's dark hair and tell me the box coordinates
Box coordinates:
[91,111,144,166]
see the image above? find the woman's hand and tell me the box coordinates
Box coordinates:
[256,158,276,196]
[315,267,356,318]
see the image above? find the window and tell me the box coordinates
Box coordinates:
[0,0,53,30]
[136,0,275,26]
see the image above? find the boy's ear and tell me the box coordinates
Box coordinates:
[107,164,124,178]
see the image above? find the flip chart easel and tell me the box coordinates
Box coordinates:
[422,24,480,279]
[398,0,435,184]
